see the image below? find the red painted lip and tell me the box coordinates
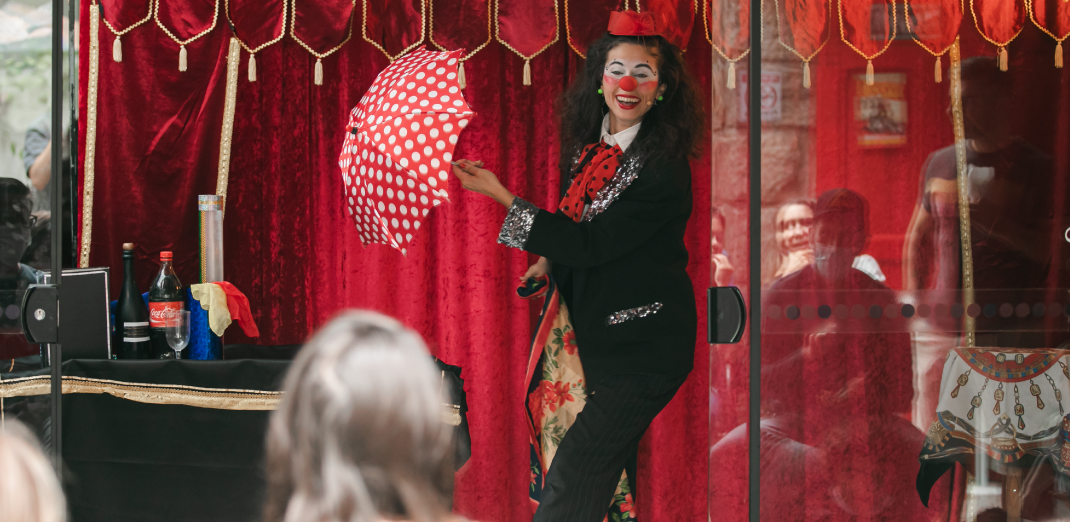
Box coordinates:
[617,100,639,110]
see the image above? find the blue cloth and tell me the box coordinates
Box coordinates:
[186,289,221,360]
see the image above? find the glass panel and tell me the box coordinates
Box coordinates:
[758,4,1070,521]
[707,1,752,519]
[0,0,59,452]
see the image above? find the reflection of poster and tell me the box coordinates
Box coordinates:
[738,71,782,122]
[854,72,907,147]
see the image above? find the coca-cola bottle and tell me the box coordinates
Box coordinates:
[148,251,185,359]
[116,243,150,359]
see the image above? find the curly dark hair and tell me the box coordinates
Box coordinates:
[557,33,706,177]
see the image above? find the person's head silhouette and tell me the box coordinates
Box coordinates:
[0,179,34,279]
[812,188,869,284]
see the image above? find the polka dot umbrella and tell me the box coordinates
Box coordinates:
[339,47,475,255]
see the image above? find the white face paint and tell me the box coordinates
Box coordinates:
[603,58,660,85]
[600,43,666,134]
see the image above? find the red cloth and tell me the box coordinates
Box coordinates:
[906,0,963,54]
[78,5,715,519]
[227,0,285,49]
[565,0,621,57]
[558,142,622,222]
[639,0,696,51]
[839,0,894,58]
[1031,0,1070,39]
[430,0,492,56]
[214,281,260,338]
[972,0,1028,44]
[775,0,832,59]
[706,0,750,59]
[496,0,559,57]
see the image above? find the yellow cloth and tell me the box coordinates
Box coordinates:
[190,283,231,337]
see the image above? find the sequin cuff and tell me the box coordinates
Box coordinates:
[497,197,539,250]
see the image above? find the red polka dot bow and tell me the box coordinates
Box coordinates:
[338,47,476,255]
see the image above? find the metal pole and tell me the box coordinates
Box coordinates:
[49,0,65,470]
[747,0,762,519]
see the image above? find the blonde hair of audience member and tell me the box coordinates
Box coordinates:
[264,311,455,522]
[772,199,815,280]
[0,420,66,522]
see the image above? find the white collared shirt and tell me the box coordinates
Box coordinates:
[600,114,641,153]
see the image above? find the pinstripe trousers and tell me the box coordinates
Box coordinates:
[532,373,687,522]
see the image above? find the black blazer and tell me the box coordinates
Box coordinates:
[498,153,697,379]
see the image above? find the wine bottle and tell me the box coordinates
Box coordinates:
[148,251,184,359]
[117,243,150,359]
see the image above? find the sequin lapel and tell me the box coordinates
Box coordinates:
[582,152,646,222]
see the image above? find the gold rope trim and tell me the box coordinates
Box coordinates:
[154,0,220,45]
[216,38,240,217]
[493,0,560,86]
[100,0,154,36]
[969,0,1025,69]
[291,0,356,59]
[361,0,426,62]
[902,0,963,57]
[837,0,896,75]
[949,39,976,347]
[773,0,831,63]
[429,0,493,62]
[0,376,281,410]
[703,0,751,63]
[0,375,462,424]
[563,0,585,58]
[224,0,287,54]
[79,5,101,269]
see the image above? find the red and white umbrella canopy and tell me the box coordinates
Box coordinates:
[339,47,475,255]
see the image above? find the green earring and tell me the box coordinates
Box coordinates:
[597,88,603,94]
[657,95,664,101]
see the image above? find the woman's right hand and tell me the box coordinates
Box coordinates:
[520,257,552,283]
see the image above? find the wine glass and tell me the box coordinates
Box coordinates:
[165,310,191,359]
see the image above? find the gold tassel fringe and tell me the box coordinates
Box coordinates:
[112,36,122,62]
[998,47,1008,71]
[935,55,942,83]
[314,58,323,86]
[458,61,467,89]
[803,61,811,89]
[866,59,875,85]
[179,45,187,72]
[1057,42,1064,69]
[727,62,736,90]
[522,60,531,86]
[248,54,257,82]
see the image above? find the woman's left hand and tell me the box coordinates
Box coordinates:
[451,159,515,207]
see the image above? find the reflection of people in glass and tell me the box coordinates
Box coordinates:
[712,189,926,521]
[711,207,735,286]
[772,199,885,284]
[0,179,44,359]
[904,56,1054,310]
[21,114,75,269]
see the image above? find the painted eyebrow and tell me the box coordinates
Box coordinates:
[607,60,625,67]
[634,64,654,72]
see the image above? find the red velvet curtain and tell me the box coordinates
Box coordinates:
[77,2,714,520]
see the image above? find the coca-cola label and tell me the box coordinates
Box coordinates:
[149,302,183,328]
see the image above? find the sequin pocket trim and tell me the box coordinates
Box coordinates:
[606,302,664,326]
[497,197,538,250]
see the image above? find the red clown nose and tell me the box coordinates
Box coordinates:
[618,76,638,91]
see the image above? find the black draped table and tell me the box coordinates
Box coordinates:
[0,346,471,522]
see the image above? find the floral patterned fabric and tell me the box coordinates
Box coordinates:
[521,276,635,520]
